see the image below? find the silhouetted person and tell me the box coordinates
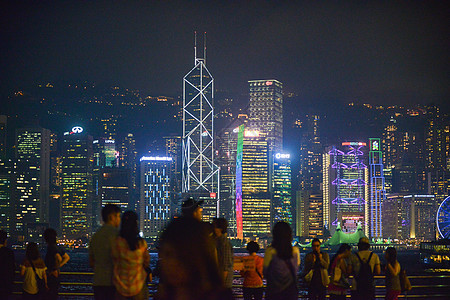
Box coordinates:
[349,237,380,300]
[328,244,352,300]
[264,221,301,300]
[181,197,203,221]
[44,228,70,300]
[213,218,234,288]
[240,241,264,300]
[111,211,150,299]
[156,217,233,300]
[0,230,15,299]
[304,238,330,300]
[20,242,48,299]
[384,247,401,300]
[89,204,121,300]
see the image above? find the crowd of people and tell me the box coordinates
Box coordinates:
[0,198,405,300]
[0,227,70,299]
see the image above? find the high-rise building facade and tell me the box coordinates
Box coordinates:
[101,116,118,141]
[164,135,181,214]
[402,194,437,241]
[248,80,283,152]
[382,194,403,239]
[298,114,322,192]
[0,115,7,159]
[241,130,270,238]
[0,159,13,232]
[120,133,138,188]
[324,142,369,236]
[14,128,51,241]
[140,156,172,240]
[61,126,94,240]
[99,167,130,211]
[181,35,219,219]
[295,190,323,238]
[272,152,292,226]
[369,138,386,238]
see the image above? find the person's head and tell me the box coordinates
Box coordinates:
[357,237,370,251]
[102,204,121,227]
[337,243,352,258]
[212,218,228,237]
[0,230,8,246]
[246,241,260,254]
[44,228,57,245]
[26,242,40,261]
[272,221,293,260]
[312,238,321,254]
[385,247,397,265]
[120,211,141,251]
[158,217,222,298]
[181,197,203,221]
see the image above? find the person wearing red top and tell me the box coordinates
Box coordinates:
[240,241,264,300]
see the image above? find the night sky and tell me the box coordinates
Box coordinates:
[1,1,448,106]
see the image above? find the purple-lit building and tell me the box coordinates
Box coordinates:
[323,142,369,236]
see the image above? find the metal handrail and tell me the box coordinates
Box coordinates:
[12,272,450,298]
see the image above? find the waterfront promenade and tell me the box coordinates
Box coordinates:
[9,250,450,299]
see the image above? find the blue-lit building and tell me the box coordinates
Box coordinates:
[272,152,292,227]
[140,156,172,240]
[369,138,386,238]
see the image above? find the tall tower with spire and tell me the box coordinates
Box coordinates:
[182,32,220,221]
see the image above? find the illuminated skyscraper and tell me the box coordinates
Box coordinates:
[272,152,292,226]
[140,156,172,240]
[182,33,219,219]
[298,114,322,192]
[382,193,403,239]
[369,138,385,238]
[382,117,400,167]
[99,167,130,211]
[402,194,437,241]
[295,191,323,238]
[101,116,118,141]
[216,119,246,237]
[0,159,13,232]
[0,115,7,159]
[248,80,283,152]
[14,128,51,241]
[241,130,270,238]
[61,126,93,240]
[324,142,369,236]
[164,135,181,212]
[119,133,138,189]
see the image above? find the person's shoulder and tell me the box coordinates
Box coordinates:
[34,258,46,269]
[265,246,276,255]
[371,252,380,262]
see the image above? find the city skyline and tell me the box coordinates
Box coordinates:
[1,1,448,108]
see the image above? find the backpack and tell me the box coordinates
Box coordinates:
[355,252,374,293]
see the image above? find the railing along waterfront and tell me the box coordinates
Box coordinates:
[12,272,450,298]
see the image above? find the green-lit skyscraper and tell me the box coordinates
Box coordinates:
[61,126,93,241]
[272,152,292,227]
